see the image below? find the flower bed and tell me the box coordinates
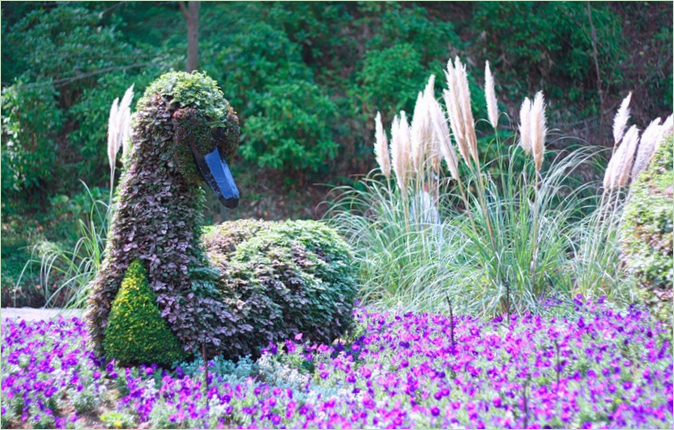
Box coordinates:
[2,300,672,429]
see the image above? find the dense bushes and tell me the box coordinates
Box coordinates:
[103,259,185,366]
[1,3,166,209]
[621,134,673,327]
[205,219,358,359]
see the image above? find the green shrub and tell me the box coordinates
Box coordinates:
[205,219,358,359]
[240,80,339,175]
[621,134,673,327]
[357,44,427,118]
[1,79,63,194]
[103,259,185,366]
[473,2,625,111]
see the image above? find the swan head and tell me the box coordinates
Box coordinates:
[136,71,241,208]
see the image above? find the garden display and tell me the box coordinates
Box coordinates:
[2,4,672,427]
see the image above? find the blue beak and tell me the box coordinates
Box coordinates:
[193,147,240,209]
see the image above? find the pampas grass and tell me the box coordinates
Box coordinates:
[604,124,640,190]
[333,56,671,317]
[390,112,411,195]
[17,86,135,309]
[374,112,391,179]
[411,92,430,173]
[333,57,612,317]
[631,118,662,182]
[107,84,134,201]
[530,92,547,173]
[518,97,532,154]
[613,92,632,146]
[484,61,498,129]
[428,92,459,180]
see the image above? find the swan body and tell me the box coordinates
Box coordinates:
[87,72,355,362]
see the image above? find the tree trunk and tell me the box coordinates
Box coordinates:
[180,1,200,72]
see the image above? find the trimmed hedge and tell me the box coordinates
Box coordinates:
[103,259,185,366]
[205,219,358,359]
[621,133,673,329]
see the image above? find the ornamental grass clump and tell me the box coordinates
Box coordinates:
[571,93,673,305]
[327,56,595,316]
[329,56,673,317]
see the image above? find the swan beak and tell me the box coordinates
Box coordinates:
[195,147,240,209]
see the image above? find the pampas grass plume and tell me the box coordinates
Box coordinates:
[428,93,459,180]
[613,92,632,146]
[107,97,121,172]
[484,61,498,129]
[411,92,428,172]
[107,84,135,172]
[630,118,661,182]
[531,91,547,172]
[374,112,391,179]
[518,97,532,154]
[454,57,479,164]
[120,84,134,156]
[391,112,412,193]
[603,124,640,190]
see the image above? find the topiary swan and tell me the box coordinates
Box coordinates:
[86,72,356,365]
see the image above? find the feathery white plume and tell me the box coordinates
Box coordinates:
[616,125,641,187]
[484,61,498,129]
[107,97,121,173]
[428,93,459,180]
[374,112,391,179]
[453,57,478,164]
[391,112,411,193]
[518,97,532,154]
[422,75,442,172]
[613,92,632,145]
[630,118,661,182]
[411,92,430,172]
[119,84,135,156]
[443,88,469,166]
[530,91,547,172]
[444,58,476,166]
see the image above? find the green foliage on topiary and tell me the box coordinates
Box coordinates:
[103,259,185,366]
[205,219,358,359]
[621,134,673,328]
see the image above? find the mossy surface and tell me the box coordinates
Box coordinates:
[621,133,673,328]
[103,259,185,366]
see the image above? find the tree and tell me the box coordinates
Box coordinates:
[179,1,200,72]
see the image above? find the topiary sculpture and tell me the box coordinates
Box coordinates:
[621,133,673,330]
[87,71,356,364]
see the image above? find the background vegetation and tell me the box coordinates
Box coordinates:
[2,1,672,307]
